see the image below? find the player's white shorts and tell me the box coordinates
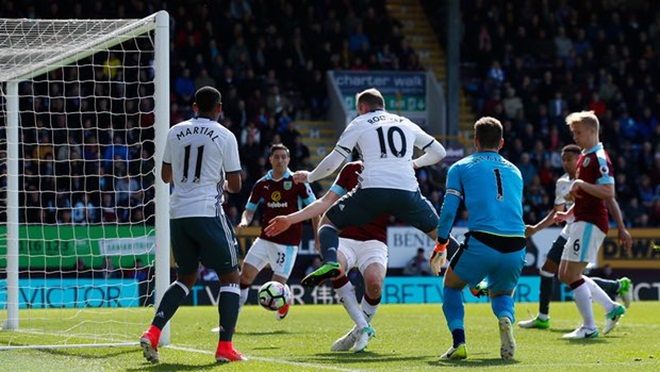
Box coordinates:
[561,221,606,263]
[243,237,298,279]
[338,237,388,273]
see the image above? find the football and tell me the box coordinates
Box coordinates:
[258,281,291,311]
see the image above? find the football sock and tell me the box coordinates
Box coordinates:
[570,278,596,329]
[239,283,250,306]
[218,283,241,342]
[318,224,339,263]
[491,294,515,323]
[451,329,466,348]
[152,281,189,329]
[589,276,619,301]
[333,276,368,328]
[361,293,381,322]
[583,276,616,312]
[442,287,465,334]
[538,269,554,317]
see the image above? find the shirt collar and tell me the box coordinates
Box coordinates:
[583,142,603,155]
[265,168,292,181]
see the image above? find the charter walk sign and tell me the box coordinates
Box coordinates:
[332,70,429,125]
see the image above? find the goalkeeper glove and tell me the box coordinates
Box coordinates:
[429,239,448,276]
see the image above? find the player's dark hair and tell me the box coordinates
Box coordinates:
[356,88,385,108]
[474,116,503,149]
[269,143,290,157]
[561,144,581,155]
[195,86,222,113]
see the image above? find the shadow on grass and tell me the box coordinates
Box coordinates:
[38,347,136,360]
[548,328,579,334]
[236,329,290,337]
[563,337,608,344]
[251,345,281,350]
[125,361,219,371]
[430,357,522,367]
[301,351,423,364]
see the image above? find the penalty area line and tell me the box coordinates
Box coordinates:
[167,344,362,371]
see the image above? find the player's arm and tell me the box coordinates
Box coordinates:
[554,204,575,224]
[436,166,461,242]
[264,191,340,236]
[238,184,261,230]
[294,122,360,184]
[238,209,255,230]
[161,162,172,183]
[411,125,446,169]
[225,171,241,193]
[526,204,564,237]
[311,215,321,252]
[223,133,243,194]
[571,179,615,200]
[431,165,461,275]
[606,197,633,252]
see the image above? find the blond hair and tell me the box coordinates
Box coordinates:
[565,110,599,132]
[356,88,385,109]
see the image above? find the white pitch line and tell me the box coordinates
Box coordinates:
[167,344,362,372]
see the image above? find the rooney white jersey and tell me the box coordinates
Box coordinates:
[554,172,576,236]
[163,117,242,218]
[335,110,435,191]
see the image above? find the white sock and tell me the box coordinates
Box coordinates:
[360,296,380,323]
[572,280,596,329]
[582,276,616,313]
[335,281,369,329]
[240,287,249,306]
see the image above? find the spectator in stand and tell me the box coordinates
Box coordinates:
[402,248,433,276]
[173,68,195,103]
[517,152,538,187]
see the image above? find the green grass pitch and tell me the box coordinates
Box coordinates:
[1,302,658,371]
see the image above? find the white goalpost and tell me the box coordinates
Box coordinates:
[0,11,171,349]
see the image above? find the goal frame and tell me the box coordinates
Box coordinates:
[2,10,171,346]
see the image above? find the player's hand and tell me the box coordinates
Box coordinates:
[554,211,569,224]
[236,221,248,231]
[618,228,633,252]
[430,240,448,276]
[525,225,537,237]
[569,179,584,199]
[264,216,292,237]
[292,171,310,184]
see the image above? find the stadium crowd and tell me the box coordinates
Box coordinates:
[0,0,658,229]
[422,0,660,227]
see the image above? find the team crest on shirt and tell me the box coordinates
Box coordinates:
[271,191,282,201]
[283,181,292,190]
[582,157,590,167]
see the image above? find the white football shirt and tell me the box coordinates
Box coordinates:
[162,117,241,218]
[554,172,576,236]
[335,110,436,191]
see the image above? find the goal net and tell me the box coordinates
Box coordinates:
[0,11,171,349]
